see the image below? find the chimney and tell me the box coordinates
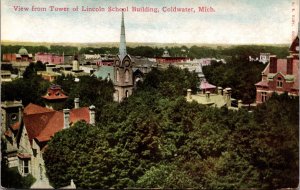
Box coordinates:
[205,91,210,102]
[225,88,232,107]
[238,100,243,109]
[223,89,227,100]
[74,98,80,109]
[187,89,192,99]
[63,109,70,129]
[89,105,96,125]
[287,56,293,75]
[217,87,223,95]
[269,55,277,73]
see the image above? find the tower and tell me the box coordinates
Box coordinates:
[113,12,133,102]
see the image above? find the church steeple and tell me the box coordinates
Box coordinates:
[119,12,127,60]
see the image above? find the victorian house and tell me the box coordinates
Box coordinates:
[255,36,299,104]
[2,85,95,188]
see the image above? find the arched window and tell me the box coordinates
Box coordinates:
[125,70,129,83]
[126,90,129,98]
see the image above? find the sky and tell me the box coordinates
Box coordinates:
[1,0,299,44]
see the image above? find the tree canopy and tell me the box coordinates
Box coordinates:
[44,66,298,189]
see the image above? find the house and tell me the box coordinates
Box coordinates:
[186,86,242,110]
[255,36,299,104]
[2,94,95,187]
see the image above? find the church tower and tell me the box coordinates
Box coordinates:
[113,12,133,102]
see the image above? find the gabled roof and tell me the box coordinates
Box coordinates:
[255,80,268,87]
[260,58,299,90]
[24,103,55,115]
[23,103,90,145]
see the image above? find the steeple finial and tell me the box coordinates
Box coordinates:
[119,12,127,59]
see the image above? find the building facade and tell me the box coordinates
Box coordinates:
[255,36,299,104]
[35,53,64,64]
[2,92,95,187]
[2,47,33,62]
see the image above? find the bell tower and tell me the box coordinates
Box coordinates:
[113,12,133,102]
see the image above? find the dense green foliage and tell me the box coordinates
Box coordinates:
[1,62,49,106]
[203,59,265,104]
[53,74,114,119]
[44,67,298,189]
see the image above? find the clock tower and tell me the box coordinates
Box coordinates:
[113,12,133,102]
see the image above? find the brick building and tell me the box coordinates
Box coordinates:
[255,36,299,104]
[35,53,64,64]
[2,47,33,62]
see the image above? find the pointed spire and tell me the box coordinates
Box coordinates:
[119,12,127,60]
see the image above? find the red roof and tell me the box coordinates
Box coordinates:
[70,107,90,124]
[200,81,216,89]
[42,85,68,100]
[23,103,90,144]
[255,81,268,87]
[24,103,55,115]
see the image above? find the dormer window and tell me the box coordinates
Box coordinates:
[277,77,283,88]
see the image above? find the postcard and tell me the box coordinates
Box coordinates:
[1,0,299,189]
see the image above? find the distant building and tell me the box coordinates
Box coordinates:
[255,36,299,104]
[42,84,69,110]
[156,49,189,64]
[35,53,64,64]
[177,62,205,81]
[80,54,115,66]
[93,65,114,82]
[2,47,33,62]
[259,53,270,64]
[186,87,241,110]
[1,70,13,83]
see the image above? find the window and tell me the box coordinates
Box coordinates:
[19,159,30,176]
[24,160,29,174]
[116,69,120,82]
[277,77,283,88]
[125,70,129,83]
[126,90,129,98]
[261,92,267,102]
